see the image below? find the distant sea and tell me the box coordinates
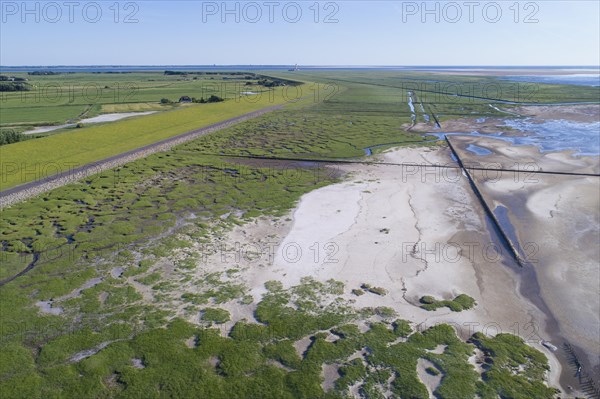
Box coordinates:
[500,74,600,87]
[1,65,599,73]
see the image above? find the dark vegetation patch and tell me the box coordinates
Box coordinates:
[360,284,388,296]
[201,308,231,325]
[420,294,477,312]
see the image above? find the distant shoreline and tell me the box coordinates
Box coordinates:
[1,65,599,73]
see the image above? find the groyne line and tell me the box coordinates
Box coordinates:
[180,153,600,178]
[445,136,526,267]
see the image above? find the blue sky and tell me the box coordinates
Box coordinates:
[1,1,599,66]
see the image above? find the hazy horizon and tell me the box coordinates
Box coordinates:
[2,1,599,66]
[2,64,599,68]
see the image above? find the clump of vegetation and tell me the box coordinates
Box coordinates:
[28,70,61,75]
[426,366,440,376]
[0,78,31,92]
[257,77,299,87]
[392,319,412,337]
[201,308,231,324]
[137,272,161,286]
[209,95,224,103]
[336,358,367,389]
[373,306,396,318]
[361,283,388,296]
[420,294,476,312]
[264,280,284,292]
[0,129,29,146]
[0,74,28,81]
[351,288,365,296]
[469,332,559,399]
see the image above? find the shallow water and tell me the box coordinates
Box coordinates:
[26,124,72,134]
[493,205,522,255]
[24,111,157,135]
[466,144,492,156]
[79,112,156,124]
[500,74,600,87]
[429,118,600,157]
[407,92,416,122]
[503,119,600,156]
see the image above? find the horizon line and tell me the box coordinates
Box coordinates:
[2,64,600,68]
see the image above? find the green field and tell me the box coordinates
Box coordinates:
[1,79,321,190]
[1,70,596,398]
[1,72,275,126]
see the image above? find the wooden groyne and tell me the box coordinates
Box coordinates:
[445,135,526,267]
[563,342,600,398]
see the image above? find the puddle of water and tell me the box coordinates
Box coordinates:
[79,112,156,124]
[493,205,523,255]
[466,144,493,156]
[27,124,72,134]
[24,111,157,135]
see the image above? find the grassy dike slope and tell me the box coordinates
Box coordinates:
[0,84,310,190]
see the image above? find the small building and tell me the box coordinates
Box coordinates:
[179,96,192,103]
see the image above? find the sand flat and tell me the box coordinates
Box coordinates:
[192,146,562,382]
[449,134,600,175]
[474,172,600,379]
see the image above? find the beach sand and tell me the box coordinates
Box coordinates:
[474,172,600,388]
[193,145,567,392]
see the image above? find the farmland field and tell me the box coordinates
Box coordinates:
[0,72,322,190]
[1,72,277,126]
